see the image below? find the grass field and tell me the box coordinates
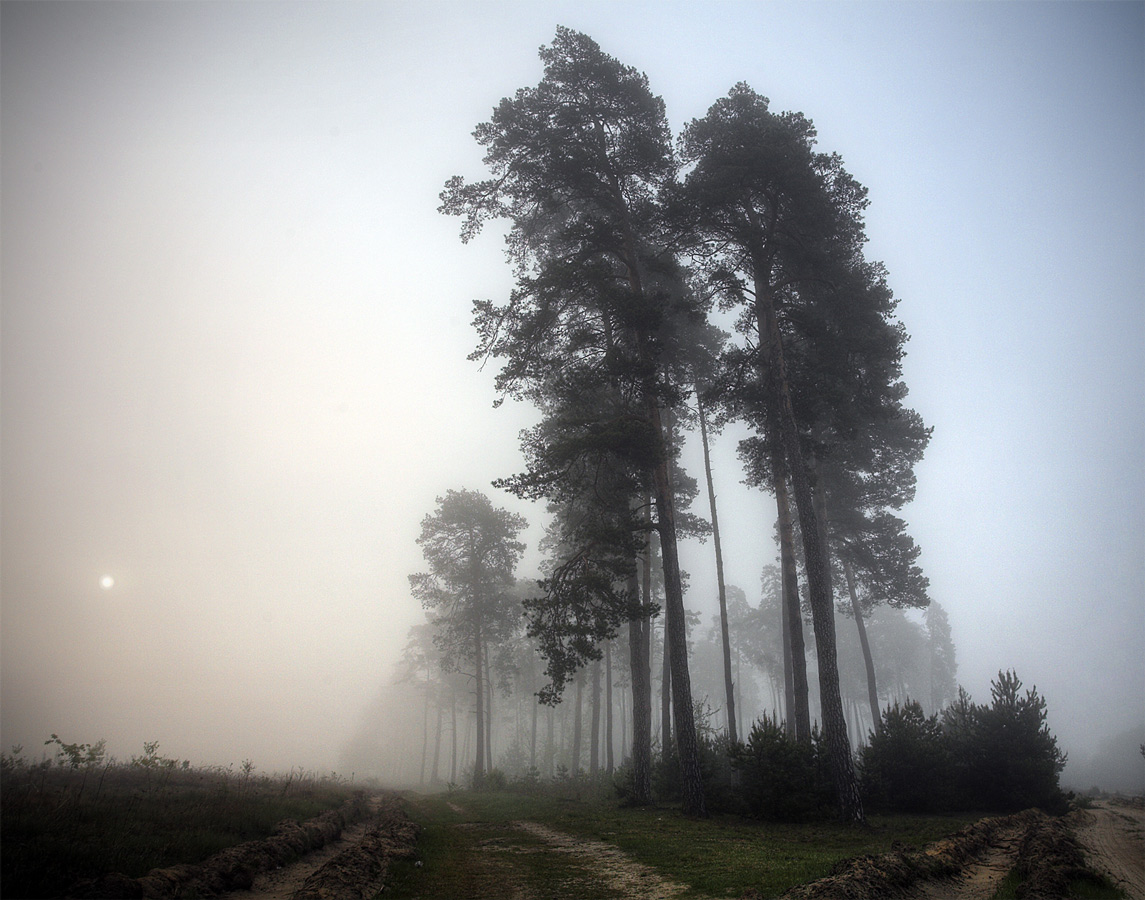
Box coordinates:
[1,752,362,899]
[385,789,984,899]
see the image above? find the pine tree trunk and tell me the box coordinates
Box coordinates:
[661,612,672,753]
[845,559,881,731]
[461,704,472,782]
[755,283,863,824]
[627,565,652,803]
[431,687,443,784]
[607,166,705,815]
[450,683,458,784]
[605,638,615,773]
[420,672,429,786]
[531,689,539,771]
[485,653,494,775]
[780,551,795,727]
[776,474,811,742]
[546,704,555,778]
[698,387,737,743]
[649,403,707,817]
[620,674,628,764]
[572,669,583,775]
[474,628,485,785]
[590,655,602,776]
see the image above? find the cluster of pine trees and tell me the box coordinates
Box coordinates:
[408,28,940,824]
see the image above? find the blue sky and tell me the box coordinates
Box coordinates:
[2,1,1141,775]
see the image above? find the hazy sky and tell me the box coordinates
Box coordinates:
[3,1,1142,776]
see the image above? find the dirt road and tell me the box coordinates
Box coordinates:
[1074,800,1145,899]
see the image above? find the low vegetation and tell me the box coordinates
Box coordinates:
[616,670,1070,824]
[1,739,361,899]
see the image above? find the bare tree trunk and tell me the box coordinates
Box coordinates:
[845,559,881,732]
[698,387,737,743]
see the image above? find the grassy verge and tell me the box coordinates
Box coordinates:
[389,790,982,899]
[1,757,361,899]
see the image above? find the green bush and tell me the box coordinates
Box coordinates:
[963,671,1067,813]
[860,700,951,813]
[861,671,1068,815]
[731,715,835,821]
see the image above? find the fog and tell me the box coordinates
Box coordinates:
[2,3,1142,792]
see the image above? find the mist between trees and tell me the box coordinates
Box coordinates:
[340,28,1091,821]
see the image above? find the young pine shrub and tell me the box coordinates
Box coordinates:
[971,671,1068,813]
[731,715,835,821]
[939,672,1069,813]
[859,700,952,813]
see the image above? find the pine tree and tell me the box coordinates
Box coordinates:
[441,28,708,815]
[409,489,527,785]
[676,84,887,822]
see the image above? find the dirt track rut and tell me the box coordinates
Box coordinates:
[214,818,377,900]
